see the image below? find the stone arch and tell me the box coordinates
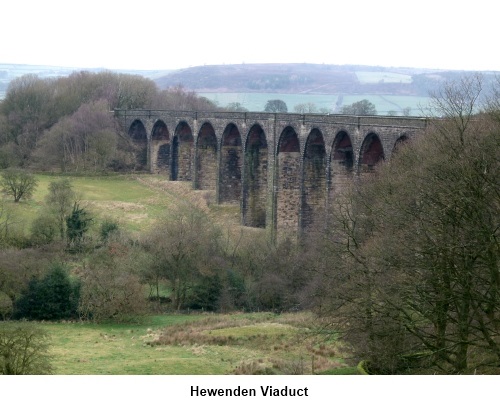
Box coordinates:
[330,130,354,202]
[302,128,326,232]
[359,132,384,173]
[276,126,301,239]
[243,124,268,228]
[151,120,170,174]
[172,121,193,181]
[219,123,242,204]
[242,124,268,228]
[128,119,148,170]
[392,134,409,155]
[196,122,218,191]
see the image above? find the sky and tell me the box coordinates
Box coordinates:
[2,0,499,72]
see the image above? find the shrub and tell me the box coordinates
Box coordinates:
[14,263,80,320]
[0,322,52,375]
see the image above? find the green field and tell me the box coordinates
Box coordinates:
[39,312,355,375]
[4,173,236,237]
[200,92,431,115]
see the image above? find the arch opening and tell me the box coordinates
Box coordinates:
[219,124,242,204]
[276,127,301,239]
[359,133,384,172]
[196,122,218,191]
[128,119,147,170]
[151,120,170,174]
[329,131,354,203]
[172,121,193,181]
[302,129,326,232]
[243,124,268,228]
[392,134,409,155]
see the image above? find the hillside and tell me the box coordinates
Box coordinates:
[154,63,495,96]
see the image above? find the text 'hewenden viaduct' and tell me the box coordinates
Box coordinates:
[114,109,427,239]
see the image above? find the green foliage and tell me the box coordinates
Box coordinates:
[0,322,52,375]
[45,178,76,240]
[30,213,58,246]
[66,203,92,251]
[13,263,80,321]
[0,168,38,202]
[99,217,120,242]
[0,292,13,320]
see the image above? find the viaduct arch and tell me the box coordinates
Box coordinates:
[115,109,427,239]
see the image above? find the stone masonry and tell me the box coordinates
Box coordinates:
[114,109,427,240]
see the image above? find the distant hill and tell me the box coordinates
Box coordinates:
[154,63,498,96]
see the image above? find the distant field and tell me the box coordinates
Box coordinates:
[200,92,431,115]
[355,71,413,84]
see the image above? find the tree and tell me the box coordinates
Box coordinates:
[0,322,52,375]
[314,74,500,374]
[340,99,377,115]
[225,102,248,112]
[14,263,80,321]
[264,99,288,113]
[66,203,93,251]
[293,103,318,114]
[35,100,120,172]
[0,168,38,202]
[45,179,76,240]
[142,206,224,310]
[78,245,147,322]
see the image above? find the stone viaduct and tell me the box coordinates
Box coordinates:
[114,109,427,239]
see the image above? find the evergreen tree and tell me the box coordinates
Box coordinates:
[14,263,80,320]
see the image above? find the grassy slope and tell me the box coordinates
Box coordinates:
[5,173,244,237]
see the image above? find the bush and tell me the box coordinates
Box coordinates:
[30,214,59,246]
[14,263,80,320]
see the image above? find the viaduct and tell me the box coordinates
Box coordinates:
[114,109,427,239]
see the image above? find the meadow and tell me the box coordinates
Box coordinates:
[43,312,356,375]
[2,173,356,375]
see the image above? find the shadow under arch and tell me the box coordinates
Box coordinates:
[128,119,148,170]
[243,124,268,228]
[171,121,193,181]
[302,128,326,232]
[359,132,385,173]
[196,122,217,191]
[219,123,242,204]
[276,126,301,239]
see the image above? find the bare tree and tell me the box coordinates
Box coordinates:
[313,75,500,374]
[0,323,52,375]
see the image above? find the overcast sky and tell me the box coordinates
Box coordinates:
[2,0,498,71]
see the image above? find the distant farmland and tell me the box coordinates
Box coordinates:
[199,92,431,115]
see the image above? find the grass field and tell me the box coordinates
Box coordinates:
[2,174,354,375]
[40,312,356,375]
[4,173,244,238]
[199,92,431,115]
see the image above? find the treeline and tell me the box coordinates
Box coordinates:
[0,71,217,171]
